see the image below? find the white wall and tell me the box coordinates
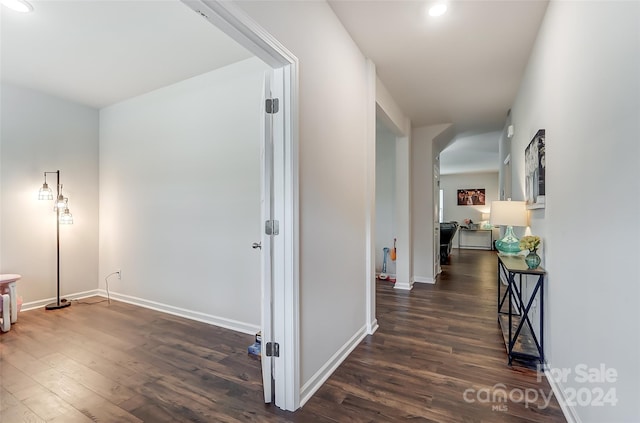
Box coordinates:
[0,83,99,304]
[498,114,513,201]
[509,1,640,421]
[375,122,396,275]
[236,1,369,393]
[411,124,452,283]
[376,77,411,136]
[441,171,499,249]
[99,58,268,330]
[394,134,412,289]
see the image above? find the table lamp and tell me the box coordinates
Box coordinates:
[481,212,491,229]
[489,200,527,255]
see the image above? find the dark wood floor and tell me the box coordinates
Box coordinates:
[1,250,565,422]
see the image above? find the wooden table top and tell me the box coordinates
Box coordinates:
[498,255,546,275]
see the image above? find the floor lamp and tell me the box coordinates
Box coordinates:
[38,170,73,310]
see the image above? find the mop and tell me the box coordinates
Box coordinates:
[379,247,390,280]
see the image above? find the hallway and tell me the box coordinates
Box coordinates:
[299,249,566,422]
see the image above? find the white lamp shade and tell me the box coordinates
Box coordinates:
[55,195,67,210]
[38,183,54,200]
[489,201,527,227]
[59,208,73,224]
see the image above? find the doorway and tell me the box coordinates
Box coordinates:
[368,96,412,333]
[1,0,299,411]
[374,120,397,285]
[182,2,299,410]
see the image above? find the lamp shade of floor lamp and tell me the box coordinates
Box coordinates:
[38,170,72,310]
[489,200,527,255]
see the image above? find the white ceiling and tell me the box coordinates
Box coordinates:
[329,0,548,131]
[330,0,547,174]
[0,0,253,109]
[439,130,502,175]
[2,0,547,173]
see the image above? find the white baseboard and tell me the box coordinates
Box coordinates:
[413,275,435,284]
[21,289,101,311]
[96,290,259,335]
[375,272,396,279]
[544,368,581,423]
[394,278,413,290]
[367,319,379,335]
[21,289,259,336]
[299,323,368,407]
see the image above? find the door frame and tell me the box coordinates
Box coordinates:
[182,0,299,411]
[433,163,441,277]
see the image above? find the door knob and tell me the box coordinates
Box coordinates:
[252,242,262,250]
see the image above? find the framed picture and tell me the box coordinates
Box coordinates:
[457,188,486,206]
[525,129,546,209]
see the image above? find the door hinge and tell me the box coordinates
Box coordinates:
[265,342,280,357]
[265,220,279,236]
[265,98,279,114]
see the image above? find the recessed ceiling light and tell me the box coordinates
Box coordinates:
[428,3,447,17]
[1,0,34,13]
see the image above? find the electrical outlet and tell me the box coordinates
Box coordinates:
[117,269,121,280]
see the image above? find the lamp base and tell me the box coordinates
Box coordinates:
[45,299,71,310]
[495,226,521,256]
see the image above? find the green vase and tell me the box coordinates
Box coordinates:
[525,250,541,269]
[495,226,521,255]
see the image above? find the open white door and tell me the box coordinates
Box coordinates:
[260,70,275,403]
[179,0,299,410]
[263,66,293,409]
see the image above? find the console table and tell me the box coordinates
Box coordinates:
[458,227,493,250]
[497,256,545,366]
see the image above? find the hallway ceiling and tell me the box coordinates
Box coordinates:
[439,130,502,175]
[329,0,548,132]
[2,0,546,174]
[0,1,252,109]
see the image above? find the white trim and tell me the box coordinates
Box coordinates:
[285,60,301,411]
[299,324,368,407]
[182,0,293,68]
[544,368,581,423]
[368,319,379,335]
[181,1,300,410]
[272,64,300,411]
[98,290,260,335]
[375,272,397,280]
[23,289,261,351]
[21,289,101,311]
[413,276,436,284]
[394,278,414,291]
[365,59,377,337]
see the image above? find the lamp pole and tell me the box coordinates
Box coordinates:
[43,170,71,310]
